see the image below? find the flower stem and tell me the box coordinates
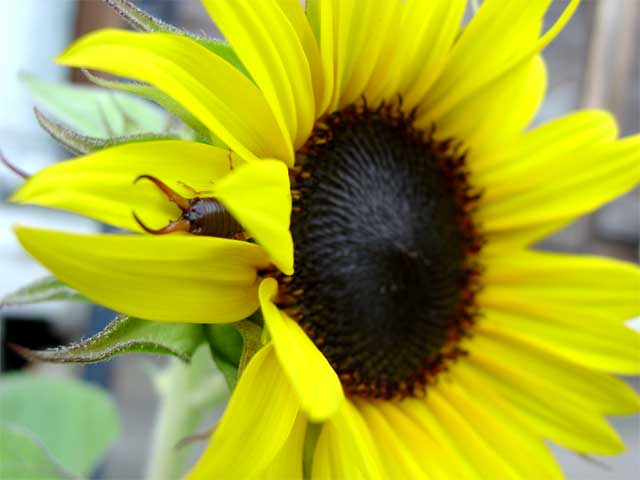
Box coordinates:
[144,346,228,480]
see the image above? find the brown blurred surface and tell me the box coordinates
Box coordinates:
[72,1,125,83]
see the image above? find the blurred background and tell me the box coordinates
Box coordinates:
[0,0,638,478]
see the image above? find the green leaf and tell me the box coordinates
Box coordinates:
[0,424,67,480]
[35,107,180,155]
[12,314,205,364]
[82,70,211,143]
[20,72,168,137]
[0,276,86,307]
[0,374,120,477]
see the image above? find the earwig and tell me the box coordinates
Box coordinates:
[133,175,243,238]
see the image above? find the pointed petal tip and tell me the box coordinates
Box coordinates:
[55,40,84,65]
[214,159,294,275]
[273,239,295,276]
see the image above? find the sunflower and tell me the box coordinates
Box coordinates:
[9,0,640,478]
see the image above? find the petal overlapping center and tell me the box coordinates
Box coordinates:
[259,278,343,421]
[213,161,294,275]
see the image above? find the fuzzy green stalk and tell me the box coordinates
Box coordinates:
[144,346,228,480]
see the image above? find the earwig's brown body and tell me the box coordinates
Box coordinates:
[182,197,243,237]
[133,175,243,238]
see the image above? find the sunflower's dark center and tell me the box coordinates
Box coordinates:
[284,105,480,399]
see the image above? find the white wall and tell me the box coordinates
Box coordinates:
[0,0,94,325]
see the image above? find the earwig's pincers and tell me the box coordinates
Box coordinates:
[132,174,243,239]
[132,212,191,235]
[134,175,190,211]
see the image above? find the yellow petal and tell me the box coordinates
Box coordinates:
[477,307,640,375]
[11,141,235,233]
[57,29,292,164]
[354,399,428,479]
[454,358,624,454]
[398,398,481,479]
[312,400,383,480]
[479,134,640,240]
[425,56,547,157]
[327,0,355,112]
[259,278,343,422]
[326,0,402,111]
[421,0,578,121]
[213,160,293,275]
[337,0,398,108]
[438,377,564,480]
[376,401,467,479]
[187,345,300,479]
[384,0,467,110]
[310,424,338,480]
[424,388,521,480]
[202,0,315,152]
[315,0,336,114]
[252,414,307,480]
[468,329,640,415]
[473,110,619,252]
[275,0,325,115]
[473,109,618,187]
[481,249,640,323]
[14,226,269,323]
[361,0,404,106]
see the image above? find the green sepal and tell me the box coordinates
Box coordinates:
[35,107,179,155]
[20,72,167,137]
[11,314,205,364]
[205,318,264,390]
[0,276,87,307]
[105,0,182,34]
[103,0,249,77]
[0,374,120,477]
[306,0,321,42]
[81,69,211,143]
[197,38,250,79]
[302,422,323,480]
[235,320,263,376]
[205,324,243,390]
[0,424,68,480]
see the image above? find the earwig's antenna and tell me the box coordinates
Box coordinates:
[132,211,190,235]
[0,150,30,179]
[134,174,190,211]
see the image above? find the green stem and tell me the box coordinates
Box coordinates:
[144,347,228,480]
